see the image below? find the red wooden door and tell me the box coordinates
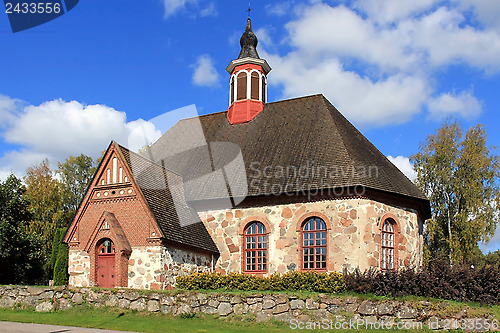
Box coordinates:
[97,239,115,288]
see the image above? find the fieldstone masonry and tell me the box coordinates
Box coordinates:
[0,286,495,332]
[69,246,211,290]
[200,197,423,274]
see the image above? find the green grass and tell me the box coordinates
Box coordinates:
[0,305,435,333]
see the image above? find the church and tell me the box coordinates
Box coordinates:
[63,18,430,290]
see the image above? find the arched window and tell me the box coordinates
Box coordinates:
[244,222,267,273]
[381,220,395,270]
[251,72,260,100]
[237,72,247,101]
[98,238,115,254]
[261,76,266,103]
[230,76,235,104]
[302,217,327,271]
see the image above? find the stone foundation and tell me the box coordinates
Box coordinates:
[0,286,495,332]
[68,250,91,287]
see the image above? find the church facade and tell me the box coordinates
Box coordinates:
[63,18,430,290]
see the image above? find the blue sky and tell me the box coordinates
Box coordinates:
[1,0,499,253]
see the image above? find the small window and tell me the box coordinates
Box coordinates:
[98,239,115,254]
[251,72,260,100]
[244,222,268,272]
[237,72,247,101]
[302,217,327,270]
[230,76,235,104]
[261,76,266,103]
[381,220,395,270]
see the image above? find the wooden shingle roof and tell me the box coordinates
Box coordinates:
[116,144,219,253]
[146,94,429,210]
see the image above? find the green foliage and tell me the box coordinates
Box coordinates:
[24,159,65,279]
[57,154,96,213]
[411,121,500,265]
[0,174,44,284]
[177,271,345,293]
[52,228,69,285]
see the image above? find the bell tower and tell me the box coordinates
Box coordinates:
[226,18,271,125]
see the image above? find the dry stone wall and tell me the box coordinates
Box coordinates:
[0,286,495,332]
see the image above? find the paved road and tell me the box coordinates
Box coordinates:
[0,321,139,333]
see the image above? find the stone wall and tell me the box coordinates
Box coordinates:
[68,250,91,287]
[69,246,211,290]
[0,286,494,332]
[200,197,423,274]
[128,246,212,290]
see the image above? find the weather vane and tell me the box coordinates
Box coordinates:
[247,4,252,18]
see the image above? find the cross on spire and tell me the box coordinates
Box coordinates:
[247,4,252,17]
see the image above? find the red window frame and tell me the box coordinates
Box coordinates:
[244,222,268,273]
[301,217,327,271]
[381,220,395,270]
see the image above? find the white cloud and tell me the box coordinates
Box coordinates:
[0,95,161,178]
[191,54,220,88]
[265,1,294,17]
[200,1,217,17]
[479,223,500,254]
[454,0,500,31]
[427,91,482,119]
[387,155,417,181]
[161,0,216,18]
[354,0,439,24]
[260,1,500,127]
[264,51,429,126]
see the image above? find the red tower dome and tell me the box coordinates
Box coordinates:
[226,18,271,125]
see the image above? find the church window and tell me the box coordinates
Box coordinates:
[244,222,268,273]
[237,72,247,100]
[251,71,259,100]
[261,76,266,102]
[98,239,115,254]
[381,219,395,270]
[230,76,235,104]
[301,217,327,271]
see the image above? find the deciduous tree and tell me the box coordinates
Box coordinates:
[411,121,500,265]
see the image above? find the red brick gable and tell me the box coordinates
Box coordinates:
[63,141,163,249]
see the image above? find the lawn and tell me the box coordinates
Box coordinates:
[0,305,435,333]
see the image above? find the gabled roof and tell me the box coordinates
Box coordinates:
[146,94,429,214]
[115,143,219,253]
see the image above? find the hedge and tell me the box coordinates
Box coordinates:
[177,270,345,293]
[177,261,499,305]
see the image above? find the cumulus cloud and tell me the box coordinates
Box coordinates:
[427,91,482,119]
[387,155,417,181]
[191,54,220,87]
[261,1,500,127]
[479,224,500,254]
[0,95,161,179]
[161,0,216,18]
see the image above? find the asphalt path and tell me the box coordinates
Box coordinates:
[0,321,140,333]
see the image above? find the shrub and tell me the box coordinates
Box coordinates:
[177,271,344,294]
[343,261,500,305]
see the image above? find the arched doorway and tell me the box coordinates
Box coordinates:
[97,238,115,288]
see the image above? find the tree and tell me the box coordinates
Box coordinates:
[24,159,65,280]
[411,121,500,265]
[57,154,96,214]
[51,228,69,285]
[0,175,44,284]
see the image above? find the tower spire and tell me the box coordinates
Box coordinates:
[225,17,271,125]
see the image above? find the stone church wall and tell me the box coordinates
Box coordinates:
[68,250,91,287]
[128,246,212,290]
[200,197,423,275]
